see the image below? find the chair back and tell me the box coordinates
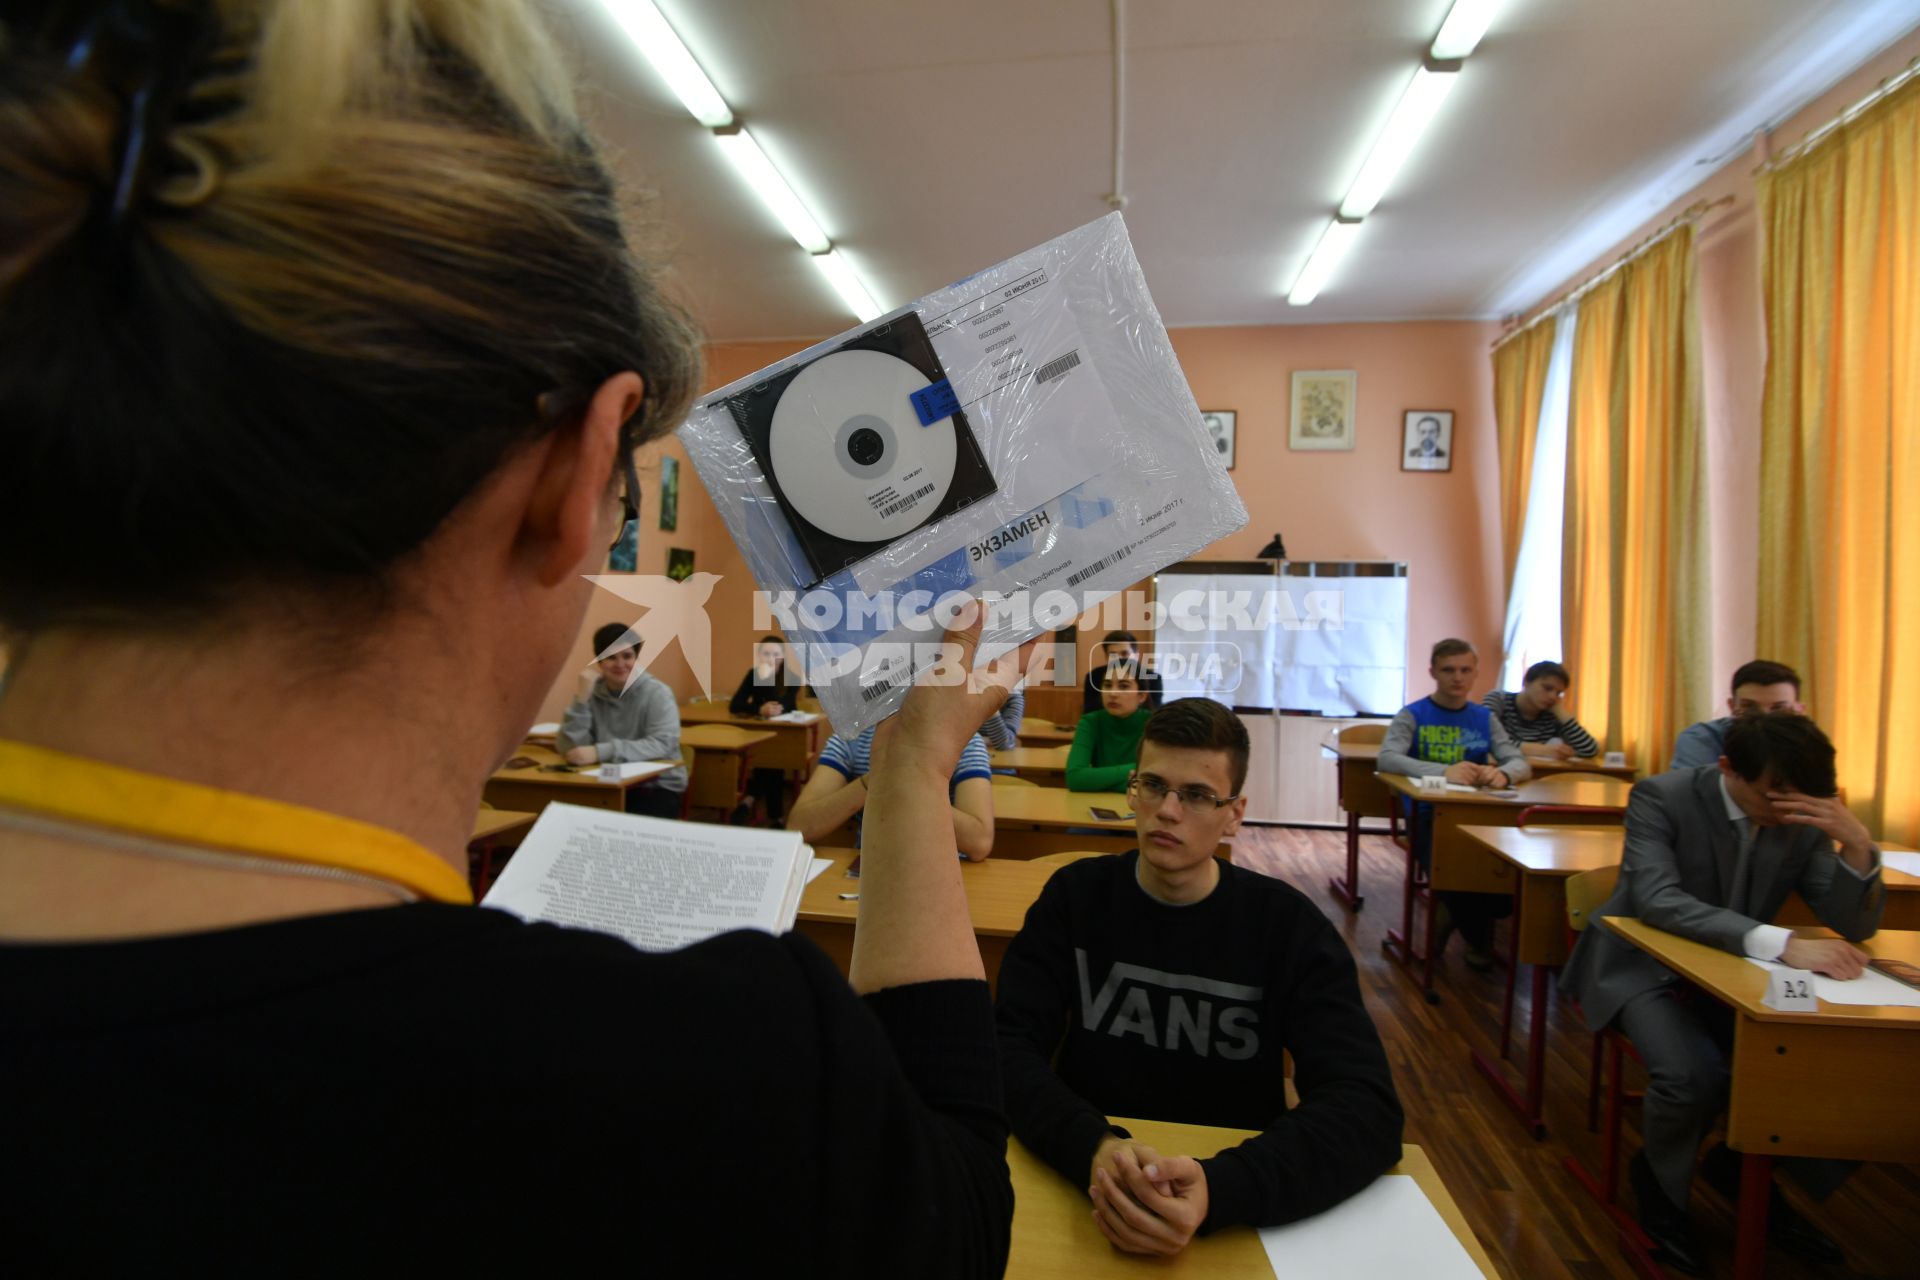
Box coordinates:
[1338,722,1387,746]
[1566,865,1621,933]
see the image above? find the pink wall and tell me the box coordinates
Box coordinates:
[1502,29,1920,701]
[1167,322,1507,677]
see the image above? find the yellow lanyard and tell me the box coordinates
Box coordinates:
[0,739,473,904]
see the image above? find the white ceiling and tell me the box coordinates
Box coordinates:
[553,0,1920,340]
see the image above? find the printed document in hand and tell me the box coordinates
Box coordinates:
[482,804,813,952]
[1745,958,1920,1008]
[1258,1173,1481,1278]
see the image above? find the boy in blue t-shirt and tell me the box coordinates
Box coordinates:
[1379,638,1532,969]
[786,724,997,860]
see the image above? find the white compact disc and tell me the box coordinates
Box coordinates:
[768,349,958,543]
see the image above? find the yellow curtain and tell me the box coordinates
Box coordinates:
[1757,75,1920,844]
[1492,318,1558,597]
[1561,227,1710,773]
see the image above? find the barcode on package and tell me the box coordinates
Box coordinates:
[1034,350,1081,385]
[860,667,913,703]
[1068,543,1132,587]
[880,483,935,519]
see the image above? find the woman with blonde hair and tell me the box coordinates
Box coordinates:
[0,2,1015,1271]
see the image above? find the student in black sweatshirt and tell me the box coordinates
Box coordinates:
[728,634,803,823]
[995,698,1403,1255]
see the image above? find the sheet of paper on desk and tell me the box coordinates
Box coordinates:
[770,710,822,724]
[1745,958,1920,1008]
[482,804,812,952]
[1881,850,1920,878]
[804,857,832,885]
[527,722,560,737]
[575,761,674,782]
[1258,1174,1482,1278]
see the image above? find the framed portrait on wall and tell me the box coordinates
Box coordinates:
[1289,370,1356,451]
[1200,410,1236,469]
[1401,411,1454,472]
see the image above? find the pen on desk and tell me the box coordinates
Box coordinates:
[837,892,860,901]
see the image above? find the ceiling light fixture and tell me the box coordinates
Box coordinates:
[601,0,733,127]
[712,126,832,255]
[1430,0,1503,60]
[1338,59,1462,219]
[1287,217,1364,306]
[812,250,882,323]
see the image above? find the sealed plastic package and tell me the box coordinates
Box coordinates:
[678,213,1248,736]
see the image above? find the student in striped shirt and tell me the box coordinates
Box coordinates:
[787,723,998,859]
[1482,661,1599,761]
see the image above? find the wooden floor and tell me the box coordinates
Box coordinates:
[1231,824,1920,1280]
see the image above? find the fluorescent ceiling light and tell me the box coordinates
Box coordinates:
[812,250,882,322]
[1337,64,1460,218]
[1430,0,1502,60]
[602,1,733,128]
[712,128,832,254]
[1287,218,1363,306]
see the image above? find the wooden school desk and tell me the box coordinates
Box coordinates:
[1458,825,1625,1137]
[1377,772,1632,998]
[1016,716,1077,747]
[1325,738,1395,911]
[1603,919,1920,1280]
[992,784,1138,858]
[679,723,775,814]
[678,700,824,775]
[1007,1116,1495,1278]
[991,744,1070,785]
[793,849,1055,990]
[483,743,676,814]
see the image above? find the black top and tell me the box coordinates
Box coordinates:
[1,903,1011,1274]
[994,852,1402,1231]
[1081,663,1164,713]
[729,665,802,717]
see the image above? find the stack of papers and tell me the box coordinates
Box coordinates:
[576,761,675,782]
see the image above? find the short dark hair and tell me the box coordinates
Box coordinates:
[1141,698,1250,794]
[593,623,641,655]
[1731,660,1800,697]
[1524,660,1570,686]
[1430,638,1475,665]
[758,635,785,646]
[1102,630,1138,648]
[1722,712,1836,796]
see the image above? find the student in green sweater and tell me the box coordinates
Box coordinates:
[1066,672,1153,791]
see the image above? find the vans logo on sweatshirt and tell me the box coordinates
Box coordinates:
[1075,950,1261,1060]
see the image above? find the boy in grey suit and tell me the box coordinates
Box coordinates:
[1563,713,1883,1275]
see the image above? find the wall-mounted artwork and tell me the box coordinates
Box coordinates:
[666,547,695,581]
[659,455,680,531]
[608,515,638,572]
[1289,370,1357,451]
[1200,410,1236,469]
[1401,410,1454,472]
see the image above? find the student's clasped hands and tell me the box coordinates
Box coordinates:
[1443,760,1511,788]
[1089,1140,1209,1255]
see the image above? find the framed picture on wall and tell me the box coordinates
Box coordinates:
[666,547,695,581]
[608,515,638,572]
[1401,410,1454,472]
[1200,410,1236,469]
[658,456,680,531]
[1289,370,1357,451]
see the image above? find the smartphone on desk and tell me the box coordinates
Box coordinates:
[1089,807,1133,822]
[1870,957,1920,990]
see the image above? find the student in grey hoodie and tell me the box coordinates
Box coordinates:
[559,623,687,817]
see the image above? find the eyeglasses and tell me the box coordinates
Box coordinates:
[1127,772,1238,811]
